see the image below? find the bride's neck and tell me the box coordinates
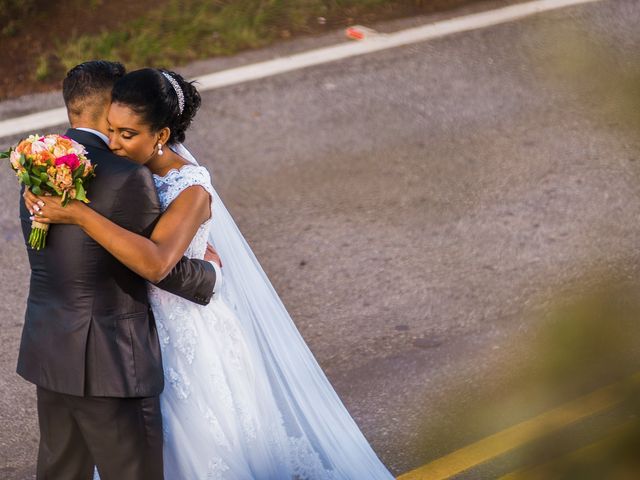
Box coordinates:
[146,148,189,177]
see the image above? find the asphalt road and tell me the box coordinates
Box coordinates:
[2,0,640,478]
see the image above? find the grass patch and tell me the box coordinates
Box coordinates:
[57,0,428,70]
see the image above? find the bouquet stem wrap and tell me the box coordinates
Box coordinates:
[29,220,49,250]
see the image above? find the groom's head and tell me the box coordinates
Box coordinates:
[62,60,126,134]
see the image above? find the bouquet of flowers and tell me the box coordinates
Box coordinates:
[1,134,95,250]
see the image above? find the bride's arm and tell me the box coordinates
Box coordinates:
[27,186,211,283]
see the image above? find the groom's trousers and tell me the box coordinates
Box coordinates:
[36,387,164,480]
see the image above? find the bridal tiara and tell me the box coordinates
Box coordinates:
[162,71,185,115]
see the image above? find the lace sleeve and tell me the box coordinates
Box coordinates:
[154,165,215,216]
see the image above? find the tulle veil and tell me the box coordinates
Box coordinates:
[173,144,393,479]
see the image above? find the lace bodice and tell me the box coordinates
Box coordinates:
[152,164,214,260]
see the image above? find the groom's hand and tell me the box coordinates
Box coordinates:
[204,243,222,268]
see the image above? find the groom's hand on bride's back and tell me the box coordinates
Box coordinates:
[205,243,222,269]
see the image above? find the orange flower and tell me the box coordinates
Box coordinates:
[34,149,55,166]
[57,137,74,150]
[54,164,73,190]
[16,141,32,156]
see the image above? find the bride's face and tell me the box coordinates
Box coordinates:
[107,102,158,164]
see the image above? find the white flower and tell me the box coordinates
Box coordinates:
[42,136,57,148]
[30,140,47,154]
[70,141,87,154]
[9,150,21,169]
[53,145,67,157]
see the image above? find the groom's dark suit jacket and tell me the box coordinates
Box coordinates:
[17,128,215,398]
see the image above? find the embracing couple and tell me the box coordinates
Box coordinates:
[16,61,394,480]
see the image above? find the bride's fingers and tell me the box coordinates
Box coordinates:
[25,199,37,215]
[23,189,39,214]
[38,195,60,207]
[27,196,65,222]
[29,213,51,224]
[32,202,52,220]
[28,199,47,214]
[31,201,65,224]
[23,189,39,202]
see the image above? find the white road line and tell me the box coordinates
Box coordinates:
[0,107,68,139]
[0,0,602,139]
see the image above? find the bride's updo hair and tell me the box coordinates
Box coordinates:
[111,68,201,145]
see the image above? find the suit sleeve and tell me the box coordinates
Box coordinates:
[155,259,216,305]
[117,166,216,306]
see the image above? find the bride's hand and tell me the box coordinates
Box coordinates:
[22,188,41,216]
[28,193,86,225]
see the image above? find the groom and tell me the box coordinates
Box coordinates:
[17,61,219,480]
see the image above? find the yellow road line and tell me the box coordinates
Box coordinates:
[396,372,640,480]
[498,419,637,479]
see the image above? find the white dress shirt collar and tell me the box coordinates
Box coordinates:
[76,127,110,147]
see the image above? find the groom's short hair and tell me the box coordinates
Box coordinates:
[62,60,126,120]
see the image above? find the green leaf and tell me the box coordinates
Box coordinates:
[20,171,31,185]
[29,175,42,186]
[32,185,42,195]
[40,172,49,181]
[45,181,62,195]
[74,179,87,203]
[72,164,85,180]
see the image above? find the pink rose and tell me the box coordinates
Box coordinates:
[55,153,80,171]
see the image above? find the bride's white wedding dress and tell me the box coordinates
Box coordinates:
[149,165,301,478]
[100,145,394,479]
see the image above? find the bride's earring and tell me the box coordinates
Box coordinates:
[157,143,164,156]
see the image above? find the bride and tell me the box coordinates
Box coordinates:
[27,68,394,479]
